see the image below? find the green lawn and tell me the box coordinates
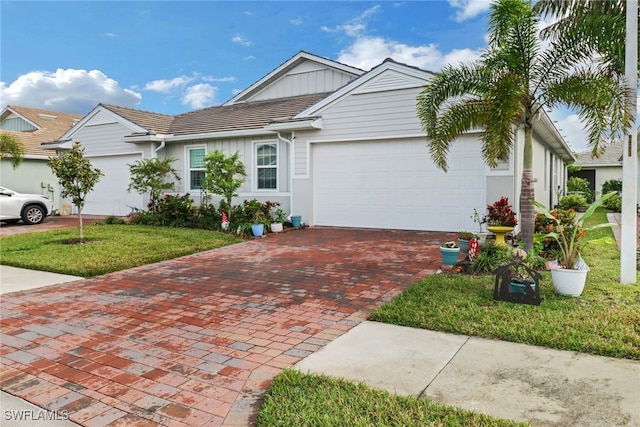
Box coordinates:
[370,208,640,360]
[0,224,242,277]
[259,209,639,426]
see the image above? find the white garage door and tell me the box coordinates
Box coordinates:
[83,154,144,216]
[312,137,486,231]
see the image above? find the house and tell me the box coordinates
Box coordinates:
[0,106,82,210]
[45,51,574,231]
[571,140,623,198]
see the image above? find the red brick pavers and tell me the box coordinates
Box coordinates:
[1,227,452,426]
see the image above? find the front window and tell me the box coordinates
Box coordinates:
[256,143,277,190]
[188,147,205,190]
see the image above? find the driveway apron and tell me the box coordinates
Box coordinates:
[1,227,452,426]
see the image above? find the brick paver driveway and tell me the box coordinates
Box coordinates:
[1,227,452,426]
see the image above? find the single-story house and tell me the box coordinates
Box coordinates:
[45,51,574,232]
[1,105,82,211]
[571,140,623,197]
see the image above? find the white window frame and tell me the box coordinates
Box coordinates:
[255,141,278,191]
[186,145,206,191]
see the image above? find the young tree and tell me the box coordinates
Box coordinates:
[416,0,631,252]
[0,133,25,168]
[128,157,180,212]
[48,142,104,242]
[201,150,247,222]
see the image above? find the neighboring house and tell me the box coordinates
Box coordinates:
[571,141,623,198]
[45,51,574,231]
[1,106,82,212]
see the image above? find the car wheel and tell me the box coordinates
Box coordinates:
[22,204,46,225]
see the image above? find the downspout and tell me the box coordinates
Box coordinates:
[276,131,295,218]
[153,137,166,158]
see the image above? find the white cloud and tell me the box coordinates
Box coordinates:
[144,75,195,93]
[337,35,481,71]
[290,17,303,26]
[448,0,492,22]
[0,69,141,114]
[182,83,217,109]
[330,5,481,72]
[202,76,237,83]
[232,34,252,47]
[322,5,380,37]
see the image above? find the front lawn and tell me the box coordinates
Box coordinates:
[0,224,242,277]
[259,209,638,425]
[370,208,640,360]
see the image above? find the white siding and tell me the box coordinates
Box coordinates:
[250,62,356,101]
[311,89,424,141]
[69,120,142,156]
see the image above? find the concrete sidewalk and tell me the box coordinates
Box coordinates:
[296,321,640,426]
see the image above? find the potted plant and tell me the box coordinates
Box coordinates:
[486,196,518,248]
[440,241,460,266]
[251,211,268,237]
[271,208,286,233]
[457,231,474,253]
[531,192,616,296]
[470,208,488,244]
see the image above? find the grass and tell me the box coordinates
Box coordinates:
[0,224,242,277]
[370,208,640,360]
[258,370,526,427]
[259,208,638,426]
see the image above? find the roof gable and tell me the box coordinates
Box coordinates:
[225,51,363,105]
[0,105,82,156]
[296,58,435,118]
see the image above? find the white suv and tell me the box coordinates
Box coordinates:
[0,186,54,225]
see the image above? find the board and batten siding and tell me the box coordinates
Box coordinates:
[249,62,357,101]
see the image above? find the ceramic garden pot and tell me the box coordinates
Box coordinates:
[251,224,265,237]
[550,268,588,297]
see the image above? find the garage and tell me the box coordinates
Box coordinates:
[312,137,486,231]
[82,153,144,216]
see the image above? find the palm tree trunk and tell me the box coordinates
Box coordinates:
[520,125,535,252]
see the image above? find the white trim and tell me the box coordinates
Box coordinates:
[254,140,279,192]
[60,105,148,140]
[185,145,207,191]
[85,121,119,127]
[86,151,144,159]
[307,133,430,145]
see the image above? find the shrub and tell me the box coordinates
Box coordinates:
[469,243,508,274]
[603,193,622,212]
[602,179,622,195]
[559,193,587,209]
[94,215,126,225]
[567,176,593,202]
[534,208,579,259]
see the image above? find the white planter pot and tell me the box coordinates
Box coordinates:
[271,222,283,233]
[550,268,589,297]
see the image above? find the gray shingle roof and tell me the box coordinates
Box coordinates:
[100,104,174,134]
[170,93,329,135]
[575,140,623,165]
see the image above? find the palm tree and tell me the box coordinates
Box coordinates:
[534,0,639,79]
[0,133,25,168]
[417,0,631,252]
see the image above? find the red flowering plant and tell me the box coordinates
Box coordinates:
[486,197,518,227]
[534,208,580,259]
[531,192,616,269]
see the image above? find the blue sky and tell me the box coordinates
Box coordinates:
[0,0,625,152]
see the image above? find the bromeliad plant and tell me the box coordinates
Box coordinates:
[531,192,616,269]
